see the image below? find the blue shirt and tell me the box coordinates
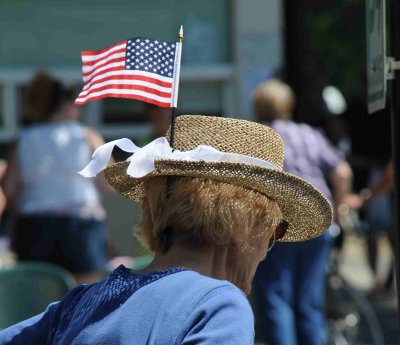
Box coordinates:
[0,265,254,345]
[270,120,343,203]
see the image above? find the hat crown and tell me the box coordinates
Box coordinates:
[167,115,284,169]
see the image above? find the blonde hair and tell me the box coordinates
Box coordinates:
[138,176,282,253]
[253,79,296,122]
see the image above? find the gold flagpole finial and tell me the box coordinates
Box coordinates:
[178,25,184,43]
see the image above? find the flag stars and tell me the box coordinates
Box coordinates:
[125,38,176,77]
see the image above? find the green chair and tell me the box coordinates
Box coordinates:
[0,261,75,329]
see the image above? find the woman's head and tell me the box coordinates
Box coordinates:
[139,176,282,254]
[24,72,78,124]
[138,176,282,294]
[253,79,296,122]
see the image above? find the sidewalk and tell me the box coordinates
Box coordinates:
[338,234,399,345]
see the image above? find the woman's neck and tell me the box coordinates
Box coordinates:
[140,241,254,294]
[143,242,229,281]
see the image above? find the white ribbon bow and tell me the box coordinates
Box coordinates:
[79,137,280,178]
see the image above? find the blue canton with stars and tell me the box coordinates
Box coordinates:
[125,38,176,77]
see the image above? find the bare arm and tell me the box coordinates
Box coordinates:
[330,161,352,204]
[85,127,115,194]
[330,161,362,212]
[2,144,20,212]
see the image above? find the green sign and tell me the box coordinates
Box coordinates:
[366,0,386,113]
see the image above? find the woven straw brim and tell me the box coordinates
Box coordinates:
[105,160,333,242]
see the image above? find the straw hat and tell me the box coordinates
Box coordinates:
[105,115,332,242]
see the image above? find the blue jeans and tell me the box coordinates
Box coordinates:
[254,231,334,345]
[12,215,108,273]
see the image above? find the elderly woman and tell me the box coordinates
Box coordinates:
[0,115,331,344]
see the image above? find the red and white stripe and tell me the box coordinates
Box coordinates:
[75,40,174,107]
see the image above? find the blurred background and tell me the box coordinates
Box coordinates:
[0,0,398,344]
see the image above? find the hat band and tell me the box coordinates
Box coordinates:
[79,137,281,178]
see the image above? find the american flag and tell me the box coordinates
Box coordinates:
[75,37,182,107]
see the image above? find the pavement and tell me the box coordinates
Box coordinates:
[338,234,399,345]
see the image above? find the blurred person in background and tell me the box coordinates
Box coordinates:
[0,161,8,218]
[252,79,361,345]
[0,160,9,262]
[145,103,172,139]
[2,72,113,284]
[360,160,396,294]
[138,103,172,146]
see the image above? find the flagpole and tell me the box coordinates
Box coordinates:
[169,25,183,149]
[166,26,183,199]
[169,109,177,149]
